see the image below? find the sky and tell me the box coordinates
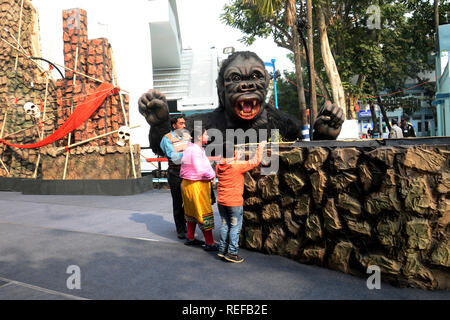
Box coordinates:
[30,0,294,147]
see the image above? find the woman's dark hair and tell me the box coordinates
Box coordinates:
[190,121,208,143]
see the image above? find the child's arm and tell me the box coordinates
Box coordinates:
[237,141,267,173]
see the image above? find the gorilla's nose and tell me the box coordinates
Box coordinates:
[239,82,256,91]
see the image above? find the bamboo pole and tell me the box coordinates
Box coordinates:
[63,47,79,180]
[0,110,10,175]
[14,0,24,71]
[0,157,9,175]
[110,46,137,179]
[1,37,47,75]
[4,115,56,138]
[1,37,129,94]
[139,153,158,169]
[234,141,296,147]
[56,125,140,152]
[32,75,50,179]
[0,110,7,138]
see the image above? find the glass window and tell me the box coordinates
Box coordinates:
[418,122,422,132]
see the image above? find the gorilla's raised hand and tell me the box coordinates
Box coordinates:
[312,101,345,140]
[138,89,169,126]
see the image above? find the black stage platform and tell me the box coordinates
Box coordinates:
[0,174,153,196]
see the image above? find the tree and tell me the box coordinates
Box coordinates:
[241,0,308,133]
[315,2,347,119]
[222,0,450,131]
[222,0,347,123]
[306,0,317,122]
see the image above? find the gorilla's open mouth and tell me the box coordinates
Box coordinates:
[234,98,261,120]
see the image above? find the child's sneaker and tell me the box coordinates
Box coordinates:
[224,253,244,263]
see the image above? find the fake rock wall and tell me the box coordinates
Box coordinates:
[0,2,138,180]
[242,143,450,290]
[41,145,141,180]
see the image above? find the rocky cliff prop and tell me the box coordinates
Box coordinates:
[0,1,140,184]
[242,141,450,290]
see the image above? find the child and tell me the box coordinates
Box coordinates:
[180,126,218,251]
[215,140,267,263]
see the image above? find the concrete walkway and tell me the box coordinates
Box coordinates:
[0,190,449,300]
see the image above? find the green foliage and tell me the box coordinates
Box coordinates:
[221,0,449,116]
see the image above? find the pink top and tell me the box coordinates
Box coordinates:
[180,143,216,181]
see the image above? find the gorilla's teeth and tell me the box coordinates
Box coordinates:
[253,100,256,107]
[240,101,245,109]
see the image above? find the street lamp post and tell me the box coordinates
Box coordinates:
[265,59,279,109]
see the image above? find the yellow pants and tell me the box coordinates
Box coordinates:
[181,180,213,227]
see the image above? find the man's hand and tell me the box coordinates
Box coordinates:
[138,89,170,126]
[313,101,345,140]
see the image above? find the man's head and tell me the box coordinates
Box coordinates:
[401,118,407,126]
[170,115,186,130]
[216,51,270,121]
[392,118,398,126]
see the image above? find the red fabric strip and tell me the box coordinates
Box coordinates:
[0,82,116,149]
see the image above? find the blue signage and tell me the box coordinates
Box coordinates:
[432,99,445,106]
[436,92,450,99]
[358,110,372,117]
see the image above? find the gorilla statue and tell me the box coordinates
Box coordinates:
[138,51,344,156]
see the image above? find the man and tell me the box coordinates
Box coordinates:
[389,118,403,139]
[400,118,416,137]
[160,115,191,239]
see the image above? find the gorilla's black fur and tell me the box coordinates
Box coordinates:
[138,51,344,156]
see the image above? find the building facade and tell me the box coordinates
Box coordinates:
[435,23,450,136]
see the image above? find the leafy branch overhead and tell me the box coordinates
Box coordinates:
[221,0,450,123]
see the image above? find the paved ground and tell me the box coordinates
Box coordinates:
[0,189,449,300]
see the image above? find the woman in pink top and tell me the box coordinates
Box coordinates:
[180,126,217,251]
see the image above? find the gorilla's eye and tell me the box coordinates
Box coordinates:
[251,72,262,80]
[231,74,241,82]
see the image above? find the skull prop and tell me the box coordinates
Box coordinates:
[117,126,131,146]
[23,102,40,118]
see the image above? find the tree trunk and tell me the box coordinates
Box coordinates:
[369,102,379,136]
[306,0,317,123]
[299,45,331,100]
[317,6,347,119]
[372,79,391,132]
[315,69,331,101]
[292,27,308,133]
